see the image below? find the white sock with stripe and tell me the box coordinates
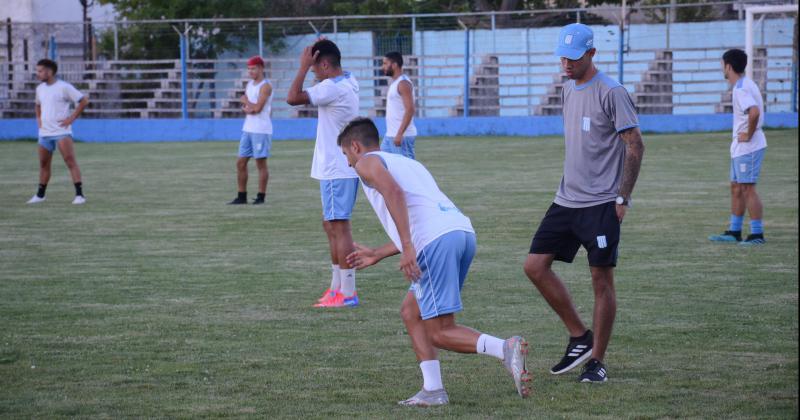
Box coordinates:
[329,265,341,291]
[476,334,505,360]
[419,360,443,391]
[339,268,356,297]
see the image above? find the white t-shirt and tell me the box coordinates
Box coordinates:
[306,72,360,180]
[242,79,273,134]
[36,79,84,137]
[730,76,767,158]
[360,151,474,255]
[385,74,417,137]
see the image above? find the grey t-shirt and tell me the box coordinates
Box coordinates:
[555,72,639,208]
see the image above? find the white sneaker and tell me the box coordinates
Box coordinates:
[26,195,46,204]
[72,195,86,205]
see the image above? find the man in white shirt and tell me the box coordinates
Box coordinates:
[709,49,767,246]
[27,59,89,205]
[380,52,417,159]
[286,39,361,307]
[340,118,530,406]
[228,56,273,205]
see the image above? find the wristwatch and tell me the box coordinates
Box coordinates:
[615,196,630,207]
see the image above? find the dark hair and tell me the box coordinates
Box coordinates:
[722,49,747,74]
[384,51,403,68]
[37,58,58,74]
[338,117,380,147]
[312,39,341,68]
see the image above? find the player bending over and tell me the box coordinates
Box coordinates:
[708,48,767,246]
[341,118,530,406]
[27,59,89,205]
[286,39,360,307]
[228,56,273,205]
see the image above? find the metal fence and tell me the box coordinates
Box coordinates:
[0,1,797,119]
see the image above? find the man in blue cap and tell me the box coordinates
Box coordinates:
[523,23,645,383]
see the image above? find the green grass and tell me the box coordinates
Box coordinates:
[0,130,797,419]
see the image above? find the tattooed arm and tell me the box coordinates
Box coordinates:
[616,126,645,222]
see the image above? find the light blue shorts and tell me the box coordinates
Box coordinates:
[381,136,416,160]
[38,135,69,153]
[320,178,359,221]
[238,132,272,159]
[410,230,477,320]
[730,148,765,184]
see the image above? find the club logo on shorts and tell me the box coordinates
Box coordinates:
[597,235,607,249]
[582,117,591,132]
[739,163,747,173]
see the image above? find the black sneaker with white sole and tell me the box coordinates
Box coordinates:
[578,358,608,383]
[550,330,593,375]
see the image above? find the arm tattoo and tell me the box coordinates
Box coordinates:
[618,127,645,199]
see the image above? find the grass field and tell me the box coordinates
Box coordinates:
[0,129,797,418]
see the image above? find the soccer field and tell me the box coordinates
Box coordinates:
[1,130,797,418]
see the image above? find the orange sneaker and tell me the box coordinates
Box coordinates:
[314,291,359,308]
[317,288,335,303]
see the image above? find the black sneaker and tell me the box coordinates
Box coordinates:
[708,230,742,242]
[739,233,766,246]
[550,330,593,375]
[227,196,247,205]
[578,358,608,383]
[252,194,266,205]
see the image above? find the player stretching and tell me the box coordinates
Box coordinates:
[228,56,273,205]
[341,118,530,406]
[523,24,644,383]
[27,59,89,205]
[380,52,417,159]
[708,49,767,246]
[287,39,360,307]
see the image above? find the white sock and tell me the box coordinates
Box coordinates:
[339,268,356,297]
[329,265,341,291]
[476,334,505,360]
[419,360,443,391]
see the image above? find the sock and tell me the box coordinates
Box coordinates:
[74,182,83,197]
[329,265,341,291]
[37,184,47,198]
[419,360,443,391]
[476,334,505,360]
[729,214,744,232]
[750,219,763,235]
[339,268,356,297]
[256,192,265,200]
[237,191,246,200]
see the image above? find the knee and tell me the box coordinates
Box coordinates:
[400,303,418,324]
[236,159,248,170]
[63,156,77,169]
[730,183,742,196]
[591,274,615,297]
[523,258,547,283]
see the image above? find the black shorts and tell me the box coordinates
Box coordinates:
[529,201,620,267]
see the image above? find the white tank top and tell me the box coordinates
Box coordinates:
[360,151,473,254]
[385,75,417,137]
[242,79,273,134]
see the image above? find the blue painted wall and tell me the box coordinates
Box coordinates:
[1,114,796,142]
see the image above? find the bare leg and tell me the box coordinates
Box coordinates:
[589,266,616,362]
[524,253,587,337]
[255,158,268,195]
[423,313,481,354]
[236,157,249,192]
[38,146,53,186]
[730,182,745,217]
[400,292,438,361]
[56,137,81,184]
[322,220,338,265]
[741,184,763,220]
[328,220,355,269]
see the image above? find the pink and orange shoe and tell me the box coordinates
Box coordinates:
[314,291,359,308]
[317,288,335,304]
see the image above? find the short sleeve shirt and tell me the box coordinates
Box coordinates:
[305,72,360,180]
[730,77,767,158]
[555,72,639,208]
[36,80,84,137]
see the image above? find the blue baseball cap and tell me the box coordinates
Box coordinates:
[554,23,594,60]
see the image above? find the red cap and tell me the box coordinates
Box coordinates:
[247,56,265,67]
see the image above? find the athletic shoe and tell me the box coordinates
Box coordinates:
[398,388,449,407]
[72,195,86,205]
[26,195,46,204]
[314,292,359,308]
[502,336,531,398]
[578,359,608,383]
[252,197,265,205]
[317,288,335,303]
[739,233,766,246]
[708,230,742,242]
[342,293,359,307]
[550,330,593,375]
[227,197,247,205]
